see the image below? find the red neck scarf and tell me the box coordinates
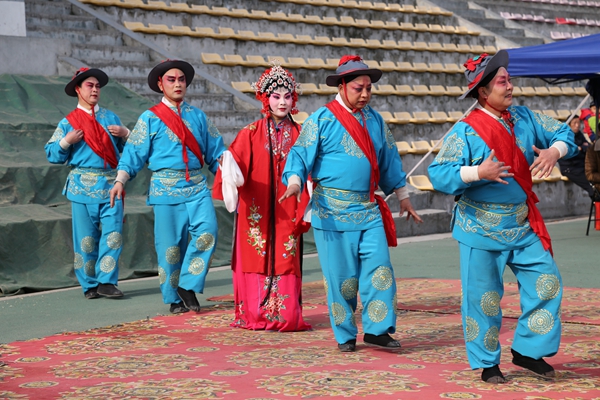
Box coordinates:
[150,101,203,181]
[325,100,397,247]
[66,107,118,169]
[463,108,553,254]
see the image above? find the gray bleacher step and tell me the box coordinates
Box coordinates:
[394,208,451,238]
[26,13,98,30]
[27,25,124,46]
[71,44,152,63]
[25,0,73,16]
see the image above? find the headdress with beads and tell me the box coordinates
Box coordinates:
[252,61,301,115]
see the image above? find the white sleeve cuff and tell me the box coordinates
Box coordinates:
[115,170,130,186]
[220,150,244,213]
[460,166,480,183]
[59,138,71,150]
[551,141,568,159]
[288,175,302,188]
[394,186,409,201]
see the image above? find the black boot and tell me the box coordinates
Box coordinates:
[337,339,356,352]
[511,349,555,378]
[97,283,123,298]
[363,333,401,348]
[169,302,190,314]
[177,287,200,312]
[481,365,506,383]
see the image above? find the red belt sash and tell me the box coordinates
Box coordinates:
[66,108,118,169]
[325,101,397,247]
[463,108,553,254]
[150,102,203,180]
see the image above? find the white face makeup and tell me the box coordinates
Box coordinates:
[269,87,293,123]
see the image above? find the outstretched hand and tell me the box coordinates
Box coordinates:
[109,182,124,208]
[278,184,301,203]
[478,149,514,184]
[399,198,423,223]
[530,145,560,179]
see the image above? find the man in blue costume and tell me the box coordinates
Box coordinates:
[428,51,577,383]
[281,55,422,352]
[46,67,130,299]
[109,60,226,314]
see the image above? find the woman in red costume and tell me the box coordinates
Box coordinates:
[214,63,312,331]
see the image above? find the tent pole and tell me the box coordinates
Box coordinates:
[384,100,477,202]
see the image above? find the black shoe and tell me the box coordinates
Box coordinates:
[481,365,506,383]
[337,339,356,352]
[97,283,124,298]
[177,287,200,312]
[84,286,100,299]
[363,333,401,348]
[169,302,190,314]
[511,349,555,378]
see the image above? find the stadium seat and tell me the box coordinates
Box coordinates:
[408,175,435,191]
[245,55,267,67]
[448,111,465,122]
[545,166,563,182]
[430,111,450,124]
[171,25,192,36]
[430,139,443,153]
[411,113,431,125]
[231,81,253,93]
[378,111,394,123]
[223,54,245,66]
[412,85,430,96]
[393,112,412,125]
[294,112,309,124]
[374,85,396,95]
[395,85,414,96]
[201,53,224,65]
[395,141,411,155]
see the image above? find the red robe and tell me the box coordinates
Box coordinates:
[215,116,310,276]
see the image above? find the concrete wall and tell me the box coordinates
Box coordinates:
[0,0,25,37]
[0,36,70,75]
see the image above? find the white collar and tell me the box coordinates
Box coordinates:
[77,104,99,114]
[162,97,183,108]
[335,93,353,113]
[476,103,503,120]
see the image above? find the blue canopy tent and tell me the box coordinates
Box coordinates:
[506,33,600,132]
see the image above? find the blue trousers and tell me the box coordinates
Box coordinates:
[153,195,218,304]
[71,200,123,292]
[313,226,397,344]
[459,239,562,369]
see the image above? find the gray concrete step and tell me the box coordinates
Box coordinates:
[25,0,73,16]
[71,44,152,63]
[27,13,98,30]
[395,208,452,238]
[27,25,125,46]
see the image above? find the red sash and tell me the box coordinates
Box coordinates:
[66,108,118,169]
[150,102,203,180]
[325,101,397,247]
[463,108,553,254]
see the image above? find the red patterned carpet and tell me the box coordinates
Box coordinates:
[2,279,600,399]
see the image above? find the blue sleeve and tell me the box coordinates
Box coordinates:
[428,122,489,196]
[377,118,406,195]
[45,119,72,164]
[118,112,152,179]
[282,113,320,186]
[197,112,225,175]
[526,109,578,160]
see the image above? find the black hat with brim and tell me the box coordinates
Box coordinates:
[325,58,383,87]
[64,68,109,97]
[459,50,509,100]
[147,60,195,93]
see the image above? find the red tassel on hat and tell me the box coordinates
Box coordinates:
[339,55,362,66]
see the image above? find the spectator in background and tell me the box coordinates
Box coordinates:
[558,115,595,198]
[585,136,600,200]
[581,101,597,141]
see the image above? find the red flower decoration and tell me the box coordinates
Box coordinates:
[339,55,362,66]
[72,67,90,79]
[463,53,489,72]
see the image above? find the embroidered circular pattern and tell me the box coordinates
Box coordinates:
[331,302,346,326]
[367,300,388,323]
[159,178,177,187]
[100,256,116,273]
[372,266,393,291]
[475,210,502,227]
[516,204,529,226]
[188,257,205,276]
[465,316,479,342]
[480,291,501,316]
[80,174,98,187]
[195,233,215,252]
[165,246,181,264]
[340,277,358,300]
[158,266,166,285]
[536,274,560,300]
[528,309,554,335]
[106,232,122,249]
[81,236,95,253]
[74,253,84,270]
[84,259,96,277]
[483,326,499,351]
[169,269,180,288]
